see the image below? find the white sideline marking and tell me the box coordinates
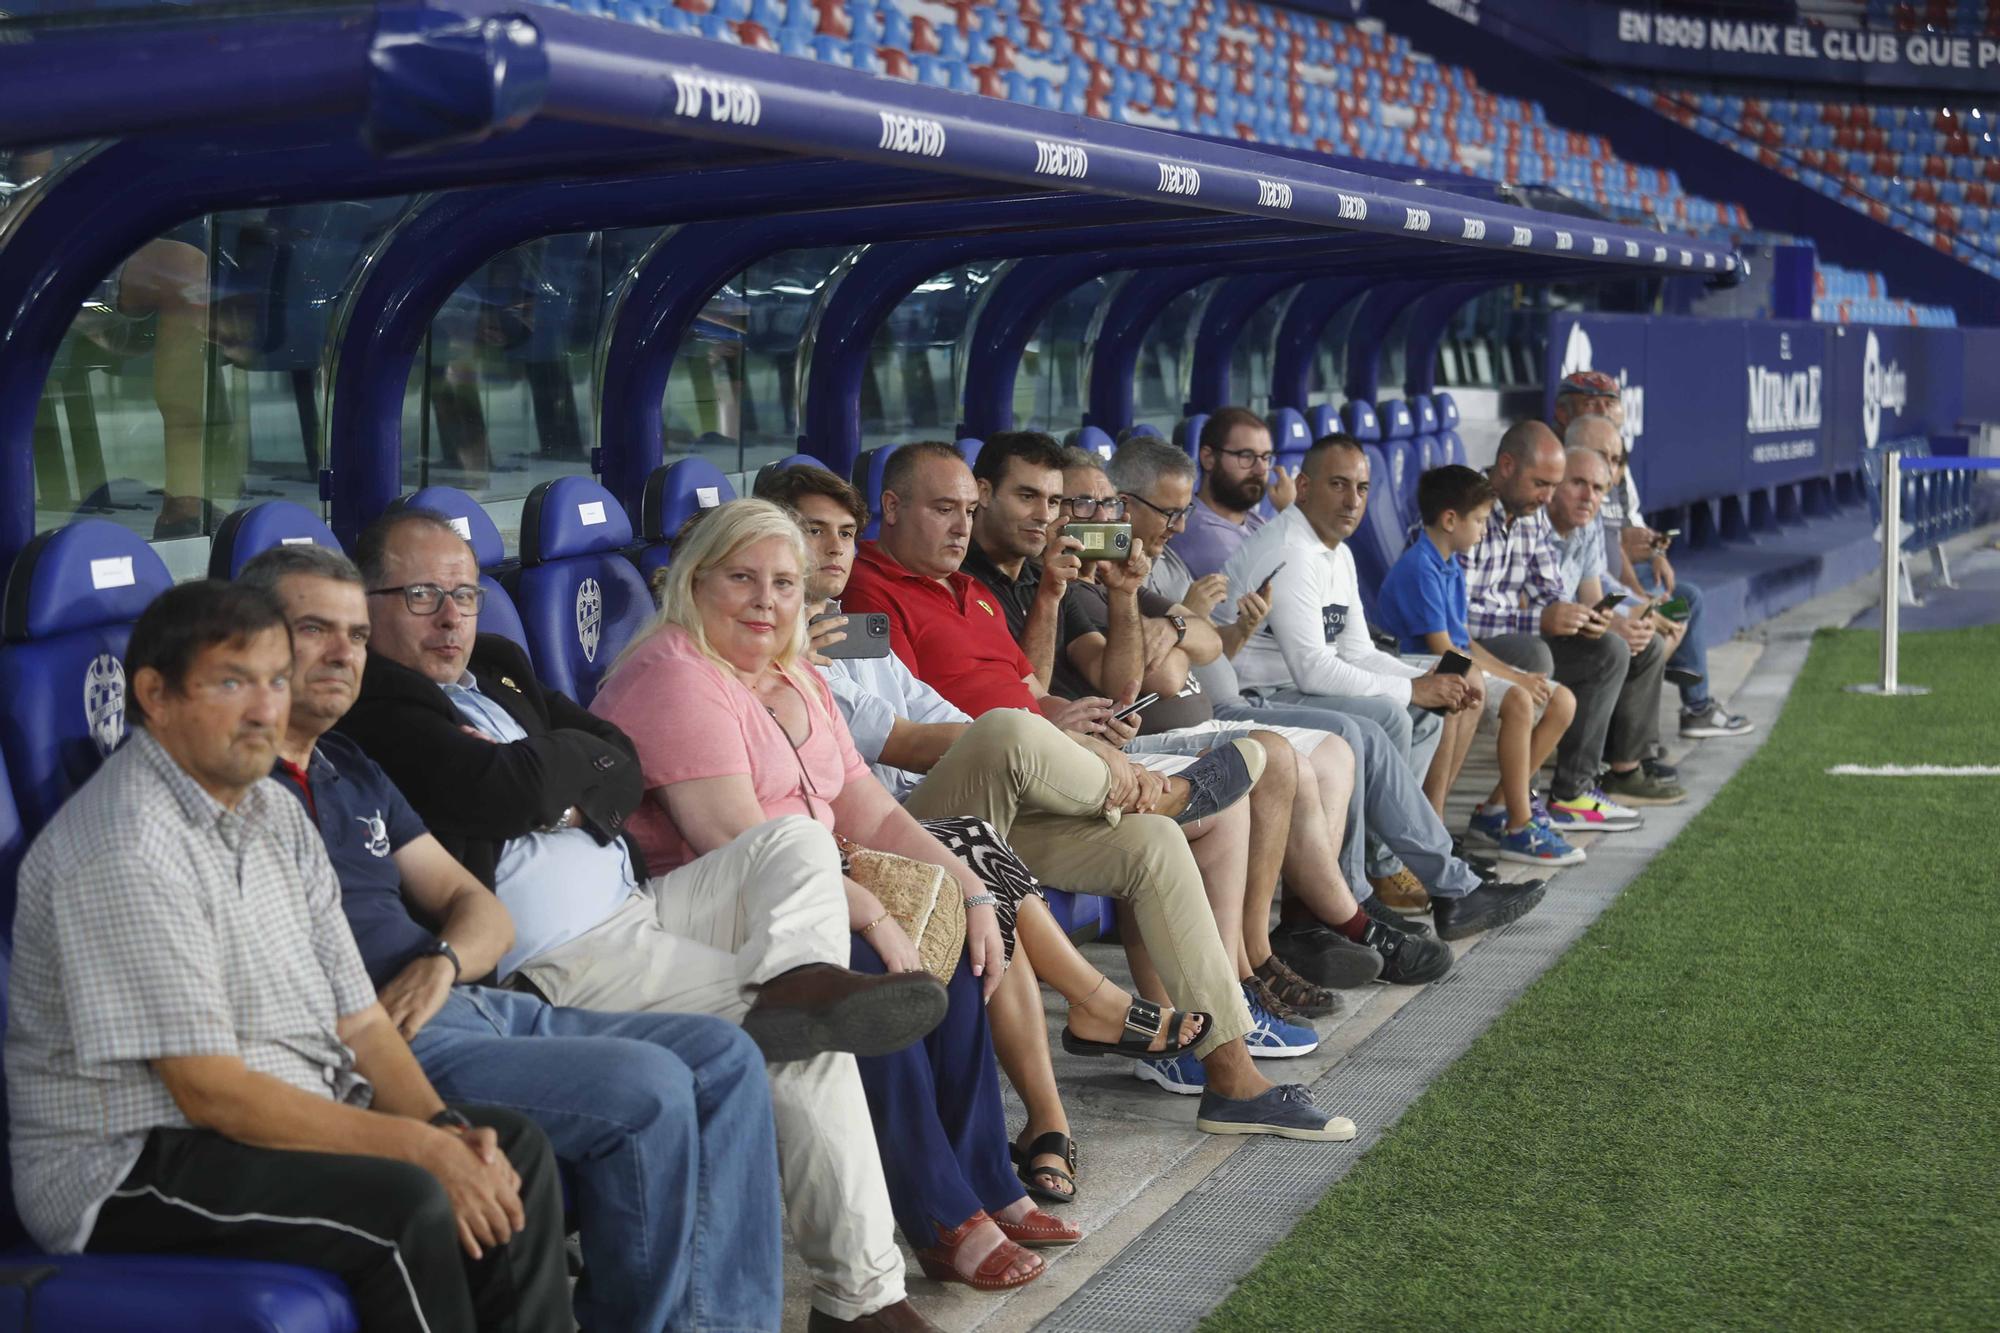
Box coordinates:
[1827,764,2000,777]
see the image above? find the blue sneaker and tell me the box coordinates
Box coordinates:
[1240,982,1318,1058]
[1465,803,1507,847]
[1133,1050,1205,1095]
[1494,819,1586,867]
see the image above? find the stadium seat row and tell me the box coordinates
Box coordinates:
[1860,437,1985,553]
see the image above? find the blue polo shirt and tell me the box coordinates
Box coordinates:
[272,731,435,990]
[1374,531,1471,654]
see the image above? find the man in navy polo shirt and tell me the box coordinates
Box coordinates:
[240,544,785,1333]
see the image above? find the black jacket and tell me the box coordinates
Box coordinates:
[337,633,646,889]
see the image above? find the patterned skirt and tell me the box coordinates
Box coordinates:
[917,815,1045,965]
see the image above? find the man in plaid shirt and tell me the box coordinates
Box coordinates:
[1464,422,1648,835]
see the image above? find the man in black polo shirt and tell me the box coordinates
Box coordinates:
[241,545,786,1333]
[965,433,1455,1004]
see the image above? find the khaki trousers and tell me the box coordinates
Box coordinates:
[901,709,1253,1054]
[516,815,904,1322]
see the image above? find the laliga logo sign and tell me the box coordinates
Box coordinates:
[1560,323,1645,441]
[1861,331,1908,448]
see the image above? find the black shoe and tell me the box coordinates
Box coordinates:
[1430,878,1548,942]
[1360,893,1433,938]
[1642,755,1678,782]
[1173,740,1259,826]
[1448,836,1498,876]
[1269,919,1385,989]
[1358,916,1454,984]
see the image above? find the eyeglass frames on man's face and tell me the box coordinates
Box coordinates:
[1060,495,1126,520]
[367,583,485,616]
[1121,491,1196,524]
[1213,446,1275,469]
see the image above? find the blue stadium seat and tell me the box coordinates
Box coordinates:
[641,457,737,573]
[389,487,531,655]
[1118,424,1164,443]
[1411,394,1440,437]
[753,453,831,496]
[1174,414,1209,461]
[851,445,898,541]
[513,478,654,706]
[1346,444,1408,624]
[1070,425,1115,460]
[1375,401,1422,533]
[1306,404,1339,441]
[1269,407,1311,457]
[956,438,983,468]
[0,521,171,830]
[207,500,341,581]
[1340,400,1382,444]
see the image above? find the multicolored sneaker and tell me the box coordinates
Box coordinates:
[1546,787,1644,833]
[1240,982,1318,1058]
[1465,803,1508,847]
[1494,819,1586,867]
[1134,1050,1206,1095]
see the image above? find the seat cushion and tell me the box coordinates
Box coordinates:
[521,477,635,565]
[0,1251,357,1333]
[1339,401,1382,443]
[512,558,654,706]
[641,460,735,544]
[207,502,341,581]
[394,487,509,568]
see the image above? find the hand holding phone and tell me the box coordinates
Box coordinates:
[1593,591,1628,615]
[1436,650,1473,677]
[1111,692,1161,722]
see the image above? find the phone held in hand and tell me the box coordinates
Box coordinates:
[1593,591,1627,615]
[1436,650,1473,676]
[1258,561,1286,591]
[1111,692,1161,722]
[1652,527,1681,549]
[1655,594,1692,622]
[1061,522,1132,561]
[808,609,893,659]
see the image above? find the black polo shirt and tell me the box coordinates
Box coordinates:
[962,541,1100,700]
[272,731,435,989]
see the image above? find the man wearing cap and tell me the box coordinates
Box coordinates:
[1554,371,1753,742]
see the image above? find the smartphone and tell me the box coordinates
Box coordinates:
[1655,593,1691,622]
[1593,591,1627,615]
[1111,691,1161,722]
[809,609,892,659]
[1258,561,1287,591]
[1061,521,1133,561]
[1436,650,1473,676]
[1651,527,1681,548]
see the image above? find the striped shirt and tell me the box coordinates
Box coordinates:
[5,729,376,1253]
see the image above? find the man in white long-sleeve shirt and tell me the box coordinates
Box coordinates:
[1220,433,1474,787]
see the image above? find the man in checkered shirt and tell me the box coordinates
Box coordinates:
[1463,421,1650,836]
[4,580,569,1332]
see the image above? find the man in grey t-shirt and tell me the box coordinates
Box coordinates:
[5,580,567,1332]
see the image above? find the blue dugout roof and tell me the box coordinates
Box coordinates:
[0,1,1742,556]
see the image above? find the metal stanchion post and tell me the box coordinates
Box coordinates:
[1848,449,1929,696]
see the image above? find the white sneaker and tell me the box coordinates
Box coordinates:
[1680,701,1756,738]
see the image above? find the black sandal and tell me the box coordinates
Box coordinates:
[1010,1131,1079,1205]
[1060,997,1209,1059]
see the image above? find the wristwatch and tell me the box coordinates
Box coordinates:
[1168,613,1188,645]
[536,805,577,834]
[430,1107,474,1132]
[428,938,463,984]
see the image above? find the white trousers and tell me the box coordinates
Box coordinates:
[517,815,905,1321]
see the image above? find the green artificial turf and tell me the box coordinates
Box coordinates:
[1205,627,2000,1332]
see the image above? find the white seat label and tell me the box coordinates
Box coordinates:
[280,536,315,546]
[89,556,134,590]
[448,517,473,540]
[578,500,608,526]
[696,487,721,508]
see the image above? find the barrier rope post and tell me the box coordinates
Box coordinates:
[1847,449,1929,697]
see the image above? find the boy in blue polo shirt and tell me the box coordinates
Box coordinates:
[1376,466,1584,867]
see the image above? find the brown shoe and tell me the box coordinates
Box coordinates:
[1368,867,1432,914]
[742,963,948,1063]
[806,1299,942,1331]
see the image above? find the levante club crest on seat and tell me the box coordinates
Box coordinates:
[84,652,126,757]
[577,577,603,663]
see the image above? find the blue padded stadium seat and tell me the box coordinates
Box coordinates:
[1346,445,1408,624]
[1069,425,1115,460]
[852,445,898,541]
[1269,407,1311,458]
[1174,413,1209,460]
[1306,403,1339,441]
[1411,394,1440,437]
[1375,399,1422,531]
[514,478,655,706]
[207,500,340,580]
[753,453,831,496]
[1378,398,1416,444]
[1418,436,1445,473]
[1118,424,1163,443]
[0,520,171,830]
[389,487,530,655]
[956,438,983,468]
[641,458,737,575]
[1340,400,1382,444]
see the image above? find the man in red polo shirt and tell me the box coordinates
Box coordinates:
[843,442,1354,1139]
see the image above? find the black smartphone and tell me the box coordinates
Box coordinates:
[1593,591,1627,615]
[1060,521,1132,561]
[1258,561,1287,590]
[1436,650,1473,676]
[1651,527,1681,548]
[1111,691,1161,722]
[809,609,892,659]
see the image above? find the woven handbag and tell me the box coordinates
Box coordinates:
[841,841,966,984]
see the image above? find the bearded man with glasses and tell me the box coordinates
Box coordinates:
[1172,407,1299,578]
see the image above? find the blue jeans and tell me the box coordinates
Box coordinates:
[847,941,1022,1247]
[1663,577,1710,709]
[412,986,784,1332]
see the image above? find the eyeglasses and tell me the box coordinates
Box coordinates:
[1061,495,1126,520]
[1213,447,1275,469]
[367,583,485,615]
[1121,491,1197,524]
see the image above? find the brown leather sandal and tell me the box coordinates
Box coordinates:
[914,1212,1045,1292]
[993,1205,1082,1248]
